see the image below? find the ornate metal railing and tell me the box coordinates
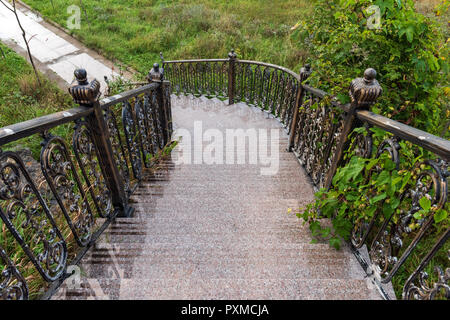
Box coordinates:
[0,65,172,300]
[163,51,449,300]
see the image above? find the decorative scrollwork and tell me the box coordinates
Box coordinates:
[269,70,279,114]
[348,124,373,160]
[0,151,67,282]
[122,101,143,180]
[135,97,152,168]
[164,83,173,140]
[150,90,164,150]
[235,62,244,102]
[281,77,295,126]
[402,227,449,300]
[143,92,159,156]
[244,64,254,104]
[103,108,131,195]
[72,122,113,218]
[41,134,95,246]
[369,158,448,283]
[0,244,28,300]
[261,68,271,109]
[254,66,263,107]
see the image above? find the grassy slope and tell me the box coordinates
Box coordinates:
[22,0,310,78]
[0,42,74,156]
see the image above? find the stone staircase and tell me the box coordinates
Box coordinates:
[52,95,381,300]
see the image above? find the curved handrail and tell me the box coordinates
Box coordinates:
[237,59,300,80]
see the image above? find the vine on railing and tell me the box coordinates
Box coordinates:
[162,51,449,300]
[0,64,173,300]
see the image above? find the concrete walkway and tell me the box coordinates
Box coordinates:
[0,1,126,92]
[52,95,382,300]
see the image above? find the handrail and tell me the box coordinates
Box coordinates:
[236,59,301,80]
[0,106,92,146]
[357,110,450,161]
[101,82,160,109]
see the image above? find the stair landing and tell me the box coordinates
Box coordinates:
[52,95,381,300]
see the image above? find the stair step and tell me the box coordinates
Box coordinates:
[51,95,380,300]
[95,232,315,244]
[77,261,352,281]
[52,278,381,300]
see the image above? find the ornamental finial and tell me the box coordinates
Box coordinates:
[68,68,100,105]
[349,68,382,108]
[299,64,312,82]
[147,62,164,82]
[228,49,237,60]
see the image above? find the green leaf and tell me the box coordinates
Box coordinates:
[405,26,414,43]
[366,159,379,171]
[419,196,431,211]
[329,237,341,250]
[414,210,424,220]
[382,202,394,218]
[390,197,400,209]
[434,209,448,223]
[370,193,387,204]
[321,227,331,238]
[365,206,377,218]
[375,171,390,186]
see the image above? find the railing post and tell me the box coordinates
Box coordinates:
[288,64,312,151]
[68,69,132,217]
[227,49,237,105]
[148,62,172,145]
[324,68,383,190]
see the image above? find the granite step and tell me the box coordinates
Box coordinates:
[52,95,381,300]
[52,278,381,300]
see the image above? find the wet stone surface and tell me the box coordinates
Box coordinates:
[53,95,381,300]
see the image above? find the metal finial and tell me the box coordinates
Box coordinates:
[68,69,100,105]
[349,68,382,108]
[228,49,237,60]
[363,68,377,84]
[147,62,164,82]
[74,68,88,85]
[300,64,312,82]
[160,52,165,63]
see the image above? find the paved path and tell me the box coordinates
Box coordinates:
[0,1,125,91]
[52,95,382,300]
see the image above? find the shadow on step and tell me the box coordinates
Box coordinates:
[52,155,175,300]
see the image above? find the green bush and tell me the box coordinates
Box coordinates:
[291,0,449,136]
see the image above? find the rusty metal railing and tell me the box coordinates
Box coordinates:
[0,64,173,300]
[163,51,449,300]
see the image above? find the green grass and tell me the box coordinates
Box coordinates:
[22,0,311,78]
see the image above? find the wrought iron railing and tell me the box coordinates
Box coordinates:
[0,49,448,300]
[163,51,449,300]
[0,65,172,300]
